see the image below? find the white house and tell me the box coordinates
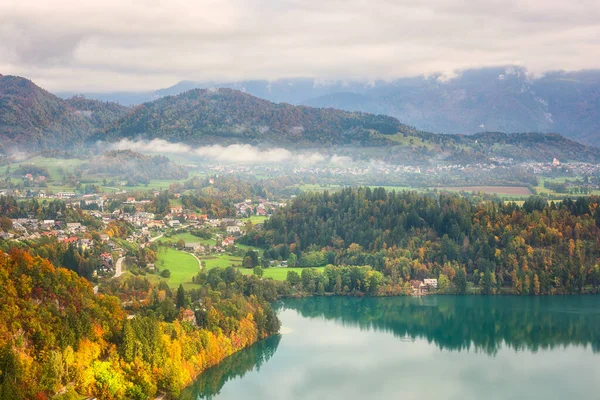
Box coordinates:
[424,278,438,289]
[226,226,241,234]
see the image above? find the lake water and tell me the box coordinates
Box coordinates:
[180,296,600,400]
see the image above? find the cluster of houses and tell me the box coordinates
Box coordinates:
[182,234,236,256]
[95,252,116,277]
[523,160,600,175]
[410,278,438,296]
[4,218,90,240]
[234,198,282,217]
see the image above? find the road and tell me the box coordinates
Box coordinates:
[149,234,164,243]
[141,233,164,248]
[114,256,125,278]
[93,234,164,294]
[114,233,163,278]
[189,252,203,270]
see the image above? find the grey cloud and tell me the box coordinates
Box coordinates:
[0,0,599,91]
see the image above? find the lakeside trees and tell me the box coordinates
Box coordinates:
[242,188,600,295]
[0,249,280,399]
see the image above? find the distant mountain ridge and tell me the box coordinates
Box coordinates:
[98,87,600,164]
[62,66,600,144]
[3,73,600,165]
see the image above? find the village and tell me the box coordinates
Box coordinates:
[0,188,283,284]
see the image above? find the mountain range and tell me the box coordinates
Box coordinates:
[59,66,600,144]
[2,73,600,164]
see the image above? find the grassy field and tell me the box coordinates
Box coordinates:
[234,243,265,253]
[21,156,87,181]
[238,215,269,224]
[385,133,437,149]
[1,155,196,193]
[170,198,183,207]
[119,179,187,191]
[367,185,416,192]
[150,247,201,289]
[238,266,326,281]
[298,184,343,192]
[535,177,600,198]
[200,254,244,270]
[166,232,217,246]
[433,186,532,197]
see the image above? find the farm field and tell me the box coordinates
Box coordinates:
[19,156,87,181]
[298,184,343,192]
[298,184,419,193]
[433,186,532,196]
[367,185,416,192]
[238,266,326,281]
[1,155,198,193]
[116,179,188,191]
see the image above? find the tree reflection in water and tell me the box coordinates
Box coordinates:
[181,295,600,399]
[278,295,600,355]
[179,334,281,400]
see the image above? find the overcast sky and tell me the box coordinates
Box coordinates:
[1,0,599,92]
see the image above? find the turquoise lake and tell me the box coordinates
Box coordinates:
[180,295,600,400]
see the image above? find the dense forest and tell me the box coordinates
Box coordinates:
[100,88,407,146]
[64,96,130,130]
[242,188,600,295]
[0,75,126,148]
[0,250,280,399]
[86,150,188,183]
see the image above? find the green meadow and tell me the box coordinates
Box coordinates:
[149,247,201,289]
[239,266,325,281]
[200,255,244,270]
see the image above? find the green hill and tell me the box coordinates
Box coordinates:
[0,74,128,147]
[100,88,413,146]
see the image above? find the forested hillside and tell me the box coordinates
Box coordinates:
[0,250,280,399]
[77,67,600,144]
[64,96,130,130]
[0,75,127,147]
[86,150,189,182]
[242,188,600,295]
[0,75,93,147]
[98,87,600,162]
[381,131,600,164]
[100,88,411,146]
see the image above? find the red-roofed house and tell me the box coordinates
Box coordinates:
[181,309,197,325]
[222,236,235,247]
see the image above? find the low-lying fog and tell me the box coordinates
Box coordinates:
[106,139,353,166]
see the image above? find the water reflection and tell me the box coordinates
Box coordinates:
[180,335,281,400]
[279,295,600,355]
[180,296,600,399]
